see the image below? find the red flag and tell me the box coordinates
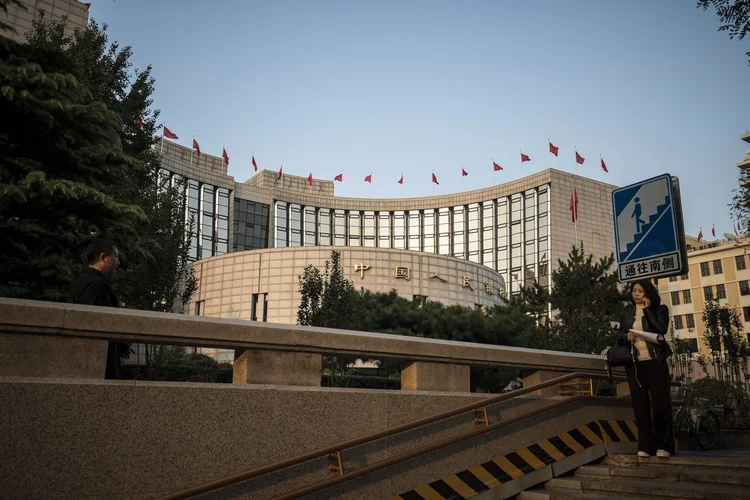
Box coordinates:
[365,174,372,183]
[135,119,143,128]
[307,172,313,186]
[85,2,91,9]
[432,173,439,185]
[512,273,519,280]
[575,151,585,164]
[222,148,229,166]
[569,187,579,223]
[549,142,558,156]
[712,225,716,237]
[334,173,343,182]
[398,175,403,184]
[163,126,178,139]
[493,162,503,171]
[697,229,703,242]
[277,165,283,181]
[192,138,200,156]
[600,157,608,173]
[521,152,530,162]
[462,168,468,176]
[540,252,546,262]
[252,155,258,172]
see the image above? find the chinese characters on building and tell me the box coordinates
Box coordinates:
[351,263,507,297]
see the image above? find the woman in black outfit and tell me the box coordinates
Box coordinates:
[616,279,673,457]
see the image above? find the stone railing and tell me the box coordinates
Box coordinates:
[0,298,610,392]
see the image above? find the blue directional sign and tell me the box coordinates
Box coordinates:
[612,174,686,281]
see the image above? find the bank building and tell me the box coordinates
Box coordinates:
[156,140,617,362]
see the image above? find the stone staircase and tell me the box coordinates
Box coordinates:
[516,452,750,499]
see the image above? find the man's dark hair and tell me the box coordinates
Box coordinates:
[630,279,662,309]
[86,238,117,265]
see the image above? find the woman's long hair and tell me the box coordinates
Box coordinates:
[630,279,661,309]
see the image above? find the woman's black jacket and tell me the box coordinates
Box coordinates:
[615,304,672,362]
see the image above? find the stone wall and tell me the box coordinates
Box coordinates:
[1,0,88,43]
[0,377,634,499]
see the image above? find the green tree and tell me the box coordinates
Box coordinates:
[0,37,145,299]
[730,169,750,229]
[698,0,750,66]
[25,15,197,312]
[701,298,750,382]
[549,243,625,354]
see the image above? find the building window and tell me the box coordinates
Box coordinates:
[673,315,684,330]
[704,286,713,301]
[348,211,361,247]
[274,201,288,247]
[423,210,435,253]
[737,255,747,271]
[394,211,406,250]
[195,300,204,316]
[251,293,268,322]
[700,262,710,276]
[378,212,391,248]
[289,204,302,247]
[438,208,451,255]
[234,199,270,251]
[318,209,331,246]
[683,289,692,304]
[408,212,420,251]
[742,280,750,296]
[744,307,750,323]
[304,206,317,246]
[669,276,677,282]
[686,313,695,329]
[713,259,723,275]
[681,273,689,281]
[716,283,727,299]
[686,338,699,353]
[334,210,346,246]
[413,295,428,306]
[670,291,680,306]
[364,211,376,248]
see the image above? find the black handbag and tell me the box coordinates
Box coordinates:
[605,343,633,379]
[606,344,633,367]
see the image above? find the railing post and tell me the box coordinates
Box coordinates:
[233,349,322,386]
[401,361,470,392]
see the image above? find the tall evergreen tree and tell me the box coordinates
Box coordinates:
[0,36,144,299]
[549,243,626,354]
[24,16,196,311]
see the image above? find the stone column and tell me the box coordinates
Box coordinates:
[401,361,470,392]
[616,381,631,397]
[0,333,108,379]
[522,370,564,396]
[233,348,322,386]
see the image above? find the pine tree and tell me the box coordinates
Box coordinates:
[549,243,626,354]
[24,16,197,311]
[0,36,144,299]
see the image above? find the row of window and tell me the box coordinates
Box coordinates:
[234,199,270,252]
[698,255,750,277]
[672,313,696,330]
[273,186,551,294]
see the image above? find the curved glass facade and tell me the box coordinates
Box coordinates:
[272,184,550,294]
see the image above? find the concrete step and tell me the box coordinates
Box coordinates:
[576,463,750,487]
[542,475,750,499]
[516,490,670,500]
[604,453,750,470]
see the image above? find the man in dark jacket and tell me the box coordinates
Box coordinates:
[67,238,125,379]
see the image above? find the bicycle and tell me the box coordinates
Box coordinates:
[673,392,721,450]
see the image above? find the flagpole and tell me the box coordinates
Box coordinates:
[190,135,194,165]
[492,158,495,186]
[160,124,165,155]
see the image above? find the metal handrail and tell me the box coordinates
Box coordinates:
[155,371,626,500]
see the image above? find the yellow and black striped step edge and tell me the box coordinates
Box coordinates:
[388,419,637,500]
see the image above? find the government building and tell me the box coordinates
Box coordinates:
[157,140,618,349]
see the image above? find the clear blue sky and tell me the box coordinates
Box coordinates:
[91,0,748,237]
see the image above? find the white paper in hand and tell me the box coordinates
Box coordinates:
[629,329,662,344]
